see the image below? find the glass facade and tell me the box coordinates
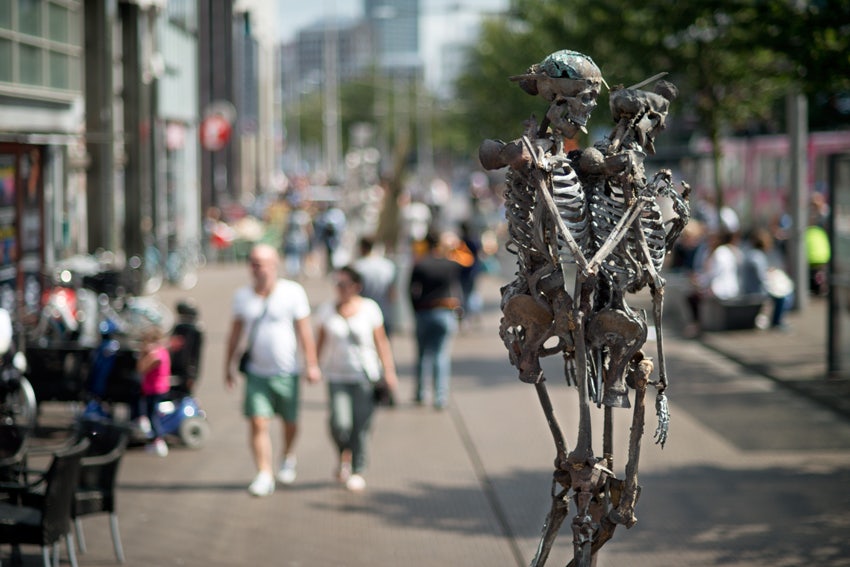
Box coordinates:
[0,0,82,96]
[365,0,420,74]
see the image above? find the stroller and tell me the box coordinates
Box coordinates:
[82,300,209,449]
[160,300,209,449]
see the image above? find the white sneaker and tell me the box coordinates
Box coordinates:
[248,472,275,497]
[345,474,366,492]
[276,456,297,485]
[135,416,152,437]
[145,438,168,457]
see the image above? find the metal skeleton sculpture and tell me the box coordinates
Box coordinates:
[479,50,690,566]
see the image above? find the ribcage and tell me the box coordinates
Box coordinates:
[640,200,666,274]
[504,170,538,273]
[550,165,589,263]
[589,180,666,291]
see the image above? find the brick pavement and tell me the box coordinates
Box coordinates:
[9,261,849,566]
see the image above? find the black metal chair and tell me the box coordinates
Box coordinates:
[0,438,89,567]
[0,424,30,488]
[72,419,129,563]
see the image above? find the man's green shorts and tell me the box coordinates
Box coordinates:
[243,372,300,422]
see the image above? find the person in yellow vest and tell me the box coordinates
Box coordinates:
[805,224,830,296]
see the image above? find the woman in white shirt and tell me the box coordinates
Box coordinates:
[685,229,743,336]
[696,232,742,300]
[315,266,398,491]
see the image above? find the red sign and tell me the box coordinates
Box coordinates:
[200,114,232,151]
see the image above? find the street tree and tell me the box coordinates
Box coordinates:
[453,0,802,208]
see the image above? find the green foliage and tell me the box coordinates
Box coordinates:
[450,0,850,205]
[291,79,389,156]
[454,18,547,145]
[454,0,846,150]
[751,0,850,94]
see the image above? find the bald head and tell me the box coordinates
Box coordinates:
[248,243,280,292]
[249,243,279,264]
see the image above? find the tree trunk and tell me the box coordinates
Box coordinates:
[709,122,724,211]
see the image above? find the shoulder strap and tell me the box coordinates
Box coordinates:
[341,313,361,347]
[245,300,269,355]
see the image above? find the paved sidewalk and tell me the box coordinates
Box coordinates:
[649,272,848,421]
[12,261,849,566]
[693,296,850,420]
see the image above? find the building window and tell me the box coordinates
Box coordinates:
[48,50,68,89]
[48,3,69,43]
[19,43,41,85]
[18,0,42,38]
[0,40,11,82]
[0,4,11,29]
[0,0,82,99]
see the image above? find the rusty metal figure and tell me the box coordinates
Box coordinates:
[479,50,690,566]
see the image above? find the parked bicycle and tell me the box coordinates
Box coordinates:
[139,237,206,295]
[0,309,36,432]
[30,254,173,347]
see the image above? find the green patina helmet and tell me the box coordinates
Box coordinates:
[538,50,602,80]
[513,50,603,97]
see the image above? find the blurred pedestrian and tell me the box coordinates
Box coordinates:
[685,228,743,337]
[806,222,831,297]
[225,244,321,497]
[315,266,398,492]
[169,300,203,395]
[741,228,794,330]
[458,220,484,324]
[408,230,466,409]
[315,204,347,274]
[204,206,234,262]
[353,235,398,336]
[281,203,312,279]
[400,195,432,255]
[669,220,707,274]
[136,325,171,457]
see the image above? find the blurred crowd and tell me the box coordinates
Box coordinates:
[218,169,510,495]
[200,171,505,300]
[668,192,831,337]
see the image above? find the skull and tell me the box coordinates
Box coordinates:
[544,78,601,137]
[512,50,604,138]
[609,80,679,154]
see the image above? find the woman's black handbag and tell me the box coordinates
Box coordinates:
[372,378,395,407]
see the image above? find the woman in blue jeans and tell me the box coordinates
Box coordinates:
[316,266,398,491]
[409,230,466,409]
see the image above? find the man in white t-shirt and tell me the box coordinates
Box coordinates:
[225,244,321,497]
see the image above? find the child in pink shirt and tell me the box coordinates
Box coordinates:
[137,326,172,456]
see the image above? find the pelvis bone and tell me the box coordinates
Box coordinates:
[586,308,647,408]
[500,294,554,384]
